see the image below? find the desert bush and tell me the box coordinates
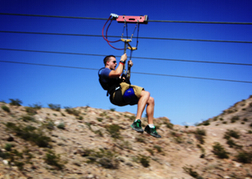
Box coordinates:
[170,131,183,143]
[203,120,210,126]
[94,129,103,137]
[226,138,242,149]
[135,136,146,143]
[48,104,61,111]
[213,117,218,121]
[84,148,119,169]
[21,115,36,122]
[146,148,154,155]
[212,142,229,159]
[44,150,65,170]
[4,143,14,151]
[243,118,248,122]
[194,128,206,144]
[5,122,51,147]
[57,122,65,130]
[5,149,24,170]
[183,165,201,178]
[106,124,121,139]
[154,145,162,153]
[197,120,210,126]
[235,150,252,163]
[224,129,240,139]
[1,105,10,113]
[226,109,237,114]
[29,103,42,109]
[136,155,150,167]
[96,117,103,122]
[117,140,132,150]
[85,122,93,131]
[196,128,206,136]
[43,120,55,130]
[110,108,115,112]
[64,107,80,116]
[76,116,83,120]
[165,122,174,129]
[197,144,205,158]
[1,147,34,170]
[100,112,107,117]
[25,107,37,115]
[9,99,22,106]
[231,116,239,123]
[195,134,204,144]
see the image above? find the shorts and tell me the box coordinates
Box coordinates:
[119,82,144,98]
[110,82,144,106]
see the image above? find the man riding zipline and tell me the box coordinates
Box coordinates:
[98,53,161,138]
[99,13,160,137]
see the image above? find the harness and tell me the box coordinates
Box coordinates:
[98,68,138,106]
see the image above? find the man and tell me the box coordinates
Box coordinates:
[98,53,161,138]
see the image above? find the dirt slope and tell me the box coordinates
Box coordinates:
[0,96,251,179]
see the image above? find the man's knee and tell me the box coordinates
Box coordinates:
[141,90,150,98]
[148,96,154,104]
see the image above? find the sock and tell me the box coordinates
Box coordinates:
[148,124,155,128]
[135,119,140,122]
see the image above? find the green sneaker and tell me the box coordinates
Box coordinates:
[144,125,161,138]
[130,119,144,133]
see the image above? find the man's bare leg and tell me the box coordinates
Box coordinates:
[146,96,154,124]
[132,90,161,138]
[136,91,154,124]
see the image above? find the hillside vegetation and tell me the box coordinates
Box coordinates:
[0,96,252,179]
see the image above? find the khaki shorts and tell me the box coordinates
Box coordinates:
[120,82,144,98]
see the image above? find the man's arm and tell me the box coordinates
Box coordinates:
[108,53,127,78]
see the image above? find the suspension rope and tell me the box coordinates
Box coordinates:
[1,13,252,25]
[1,30,251,44]
[136,23,140,49]
[1,47,252,67]
[102,16,123,50]
[1,60,252,84]
[106,18,120,43]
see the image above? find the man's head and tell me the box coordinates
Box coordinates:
[103,55,117,70]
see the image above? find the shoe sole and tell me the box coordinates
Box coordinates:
[144,130,161,138]
[131,125,144,133]
[146,133,161,138]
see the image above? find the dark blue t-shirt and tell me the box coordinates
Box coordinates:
[99,68,111,84]
[99,68,121,91]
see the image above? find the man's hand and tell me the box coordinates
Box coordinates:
[120,53,127,63]
[128,60,133,68]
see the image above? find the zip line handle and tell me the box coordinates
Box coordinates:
[126,60,132,79]
[121,39,135,79]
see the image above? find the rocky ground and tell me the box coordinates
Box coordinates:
[0,96,252,179]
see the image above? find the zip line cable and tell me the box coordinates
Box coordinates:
[1,48,252,67]
[0,60,251,84]
[1,30,252,44]
[1,12,252,25]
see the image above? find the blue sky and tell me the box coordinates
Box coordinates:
[0,0,251,125]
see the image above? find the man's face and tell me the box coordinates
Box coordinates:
[107,57,117,70]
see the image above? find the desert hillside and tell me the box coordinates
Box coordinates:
[0,96,252,179]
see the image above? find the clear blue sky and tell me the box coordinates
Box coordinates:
[0,0,251,125]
